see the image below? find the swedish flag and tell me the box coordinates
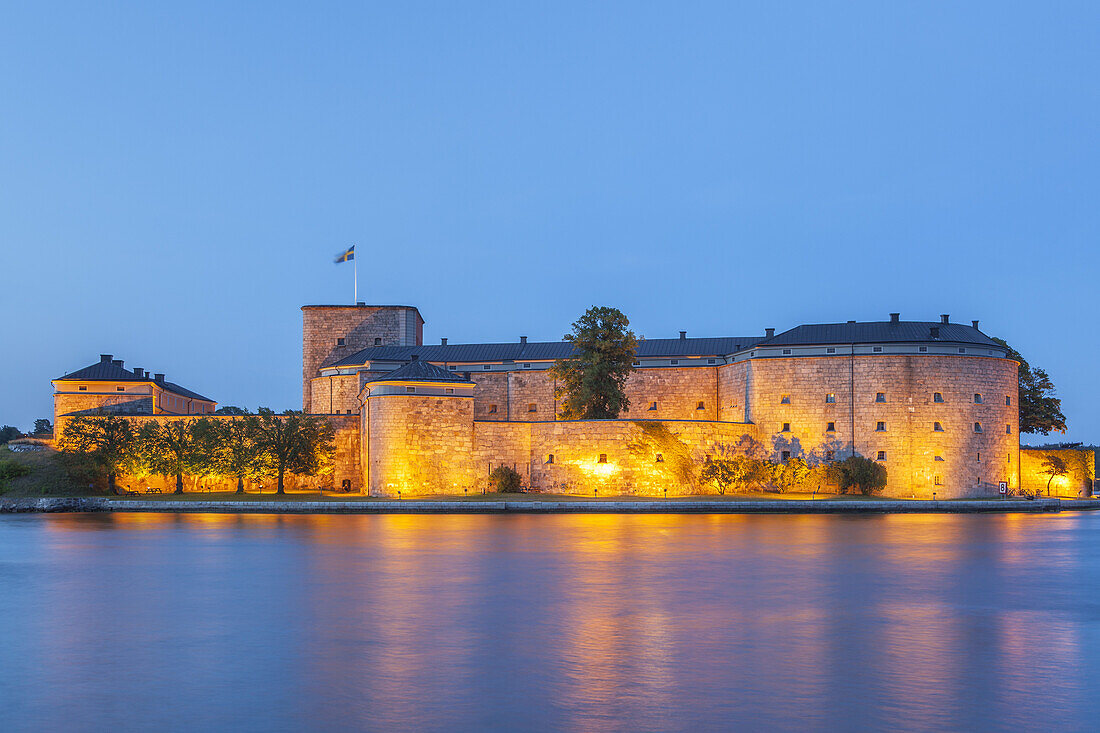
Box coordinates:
[334,245,355,263]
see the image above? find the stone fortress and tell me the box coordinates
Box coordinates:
[300,304,1021,498]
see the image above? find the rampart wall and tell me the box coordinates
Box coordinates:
[1020,448,1096,498]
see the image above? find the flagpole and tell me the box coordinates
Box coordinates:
[353,245,358,304]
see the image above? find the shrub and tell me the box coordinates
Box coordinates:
[489,465,523,493]
[0,456,31,491]
[835,455,888,496]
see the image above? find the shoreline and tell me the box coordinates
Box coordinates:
[2,497,1097,515]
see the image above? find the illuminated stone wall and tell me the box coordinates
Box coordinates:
[54,392,154,422]
[309,371,390,415]
[744,355,1019,498]
[302,305,422,413]
[364,394,476,495]
[1020,448,1095,498]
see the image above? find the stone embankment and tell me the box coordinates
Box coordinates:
[3,497,1098,514]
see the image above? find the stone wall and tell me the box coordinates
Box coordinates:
[302,305,422,412]
[55,393,154,423]
[1021,448,1096,498]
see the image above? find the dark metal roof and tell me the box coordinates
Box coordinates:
[759,321,1000,347]
[366,359,473,384]
[335,336,764,368]
[56,357,215,402]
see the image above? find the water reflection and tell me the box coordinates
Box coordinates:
[2,512,1099,731]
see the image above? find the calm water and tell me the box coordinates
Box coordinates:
[1,512,1099,732]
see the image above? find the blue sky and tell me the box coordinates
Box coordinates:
[2,2,1097,443]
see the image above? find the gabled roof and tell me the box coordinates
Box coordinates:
[759,321,999,347]
[366,359,473,384]
[334,335,764,368]
[55,356,215,402]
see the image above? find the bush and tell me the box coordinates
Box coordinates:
[488,465,523,493]
[835,455,888,496]
[0,456,31,492]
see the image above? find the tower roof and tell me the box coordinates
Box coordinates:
[366,359,473,384]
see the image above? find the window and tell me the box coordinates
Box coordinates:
[483,365,491,370]
[876,421,886,432]
[934,475,942,486]
[488,404,498,414]
[780,394,791,404]
[522,363,531,369]
[696,401,705,410]
[826,347,836,354]
[959,348,966,353]
[877,451,887,461]
[782,349,792,355]
[655,454,664,463]
[528,403,537,413]
[934,422,944,432]
[632,361,640,366]
[79,386,87,391]
[875,393,886,403]
[825,450,835,461]
[707,359,716,364]
[781,450,791,462]
[751,351,755,357]
[406,387,415,393]
[374,338,381,345]
[598,454,608,464]
[1006,395,1012,406]
[445,388,454,394]
[117,386,124,391]
[873,346,882,353]
[933,392,944,403]
[448,365,457,370]
[974,393,983,403]
[919,346,928,352]
[1006,424,1011,434]
[974,422,983,433]
[670,359,679,365]
[934,455,944,462]
[546,454,554,464]
[977,451,981,462]
[781,422,791,432]
[648,402,657,411]
[826,422,836,432]
[336,337,345,347]
[825,393,836,403]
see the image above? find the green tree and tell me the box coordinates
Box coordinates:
[0,426,22,444]
[628,422,696,491]
[772,457,811,494]
[138,419,204,494]
[992,337,1067,435]
[253,409,336,494]
[215,406,249,416]
[33,419,53,436]
[488,465,523,493]
[835,455,888,496]
[56,414,136,494]
[1041,454,1068,496]
[700,456,737,495]
[550,306,638,420]
[200,416,262,494]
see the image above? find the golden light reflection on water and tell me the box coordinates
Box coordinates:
[9,512,1098,730]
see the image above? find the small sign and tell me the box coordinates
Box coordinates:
[999,482,1008,494]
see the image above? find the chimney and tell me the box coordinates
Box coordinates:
[679,331,687,340]
[940,314,950,324]
[356,301,365,306]
[765,328,775,338]
[133,367,144,378]
[520,336,528,344]
[972,320,980,330]
[154,373,165,383]
[112,359,123,368]
[890,313,900,324]
[441,338,448,346]
[929,327,940,339]
[100,354,113,363]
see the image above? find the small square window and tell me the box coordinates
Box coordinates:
[959,348,966,353]
[973,422,983,433]
[974,393,983,403]
[406,387,415,393]
[1006,424,1011,434]
[781,422,791,432]
[825,393,836,403]
[875,393,886,403]
[523,363,531,369]
[826,422,836,432]
[336,337,346,347]
[546,454,554,464]
[707,358,716,364]
[670,359,679,365]
[696,401,705,410]
[826,347,836,354]
[483,365,491,370]
[488,404,498,414]
[528,403,537,413]
[876,421,886,432]
[934,422,944,432]
[781,450,791,462]
[79,386,87,391]
[873,346,882,353]
[782,349,792,355]
[934,455,944,462]
[448,365,457,370]
[117,386,124,391]
[648,402,657,411]
[655,454,664,463]
[632,361,640,366]
[780,394,791,404]
[919,346,928,353]
[598,454,608,464]
[933,392,944,403]
[877,451,886,461]
[445,388,454,394]
[374,338,382,345]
